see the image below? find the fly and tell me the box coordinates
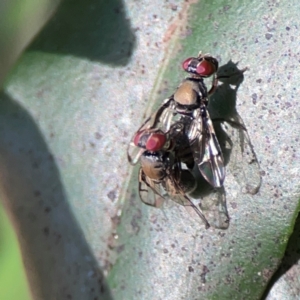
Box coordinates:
[129,127,210,228]
[128,52,225,188]
[139,149,210,229]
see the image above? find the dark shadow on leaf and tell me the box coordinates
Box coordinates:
[0,91,113,300]
[28,0,136,65]
[262,210,300,299]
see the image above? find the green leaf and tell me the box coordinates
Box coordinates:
[0,0,299,299]
[109,1,300,299]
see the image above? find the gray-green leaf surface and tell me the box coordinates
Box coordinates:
[0,0,300,299]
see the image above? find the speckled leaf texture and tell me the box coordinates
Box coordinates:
[0,0,300,299]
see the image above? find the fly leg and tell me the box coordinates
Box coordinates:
[208,74,219,96]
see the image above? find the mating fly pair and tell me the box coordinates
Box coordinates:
[127,52,228,229]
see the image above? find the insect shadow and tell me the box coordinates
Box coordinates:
[189,60,261,229]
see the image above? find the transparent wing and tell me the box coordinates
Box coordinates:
[189,168,229,229]
[170,193,210,229]
[197,187,229,229]
[190,108,225,188]
[164,168,210,229]
[213,116,261,195]
[156,98,178,131]
[127,98,176,165]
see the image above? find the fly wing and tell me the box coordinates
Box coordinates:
[190,108,225,188]
[214,117,261,194]
[155,98,178,131]
[196,186,229,229]
[173,194,210,229]
[169,192,211,229]
[163,168,210,228]
[189,168,229,229]
[127,98,176,165]
[138,168,165,207]
[198,119,225,187]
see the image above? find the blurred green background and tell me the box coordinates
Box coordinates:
[0,202,31,300]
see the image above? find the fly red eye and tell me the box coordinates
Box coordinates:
[133,131,143,146]
[146,132,166,151]
[196,60,216,76]
[182,57,193,71]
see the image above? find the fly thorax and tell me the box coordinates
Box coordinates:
[140,151,166,181]
[174,80,200,107]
